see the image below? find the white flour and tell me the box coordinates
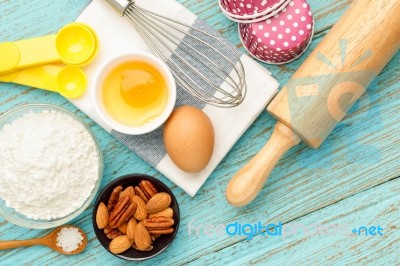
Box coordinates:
[0,110,100,220]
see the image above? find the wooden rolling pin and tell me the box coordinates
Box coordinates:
[226,0,400,207]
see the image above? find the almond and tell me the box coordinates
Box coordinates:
[119,186,135,200]
[149,207,174,219]
[109,235,132,254]
[132,195,148,221]
[133,243,153,251]
[146,192,171,214]
[96,202,109,229]
[134,223,152,251]
[118,222,128,235]
[127,218,137,242]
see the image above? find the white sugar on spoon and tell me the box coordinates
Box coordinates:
[0,225,87,255]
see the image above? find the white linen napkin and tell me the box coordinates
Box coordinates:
[74,0,279,196]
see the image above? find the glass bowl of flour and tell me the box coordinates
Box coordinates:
[0,104,103,229]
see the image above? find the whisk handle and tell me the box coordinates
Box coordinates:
[104,0,130,15]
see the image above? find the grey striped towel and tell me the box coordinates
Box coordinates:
[74,0,279,196]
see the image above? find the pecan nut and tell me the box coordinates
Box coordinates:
[116,201,136,228]
[150,234,161,241]
[148,228,174,235]
[109,196,137,228]
[134,186,150,203]
[139,180,158,199]
[104,225,123,239]
[142,217,174,229]
[109,196,130,225]
[108,185,123,210]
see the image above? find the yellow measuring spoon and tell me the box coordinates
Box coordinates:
[0,23,98,74]
[0,65,87,99]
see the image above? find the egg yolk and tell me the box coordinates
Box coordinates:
[120,69,163,108]
[101,61,168,126]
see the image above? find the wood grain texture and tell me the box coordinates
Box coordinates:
[268,0,400,148]
[226,122,301,207]
[0,0,399,265]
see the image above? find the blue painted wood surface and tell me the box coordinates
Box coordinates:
[0,0,399,265]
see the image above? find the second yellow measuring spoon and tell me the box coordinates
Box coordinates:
[0,23,98,74]
[0,65,87,99]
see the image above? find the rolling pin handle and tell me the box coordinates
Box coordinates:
[226,121,301,207]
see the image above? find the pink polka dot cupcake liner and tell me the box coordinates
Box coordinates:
[219,0,289,19]
[222,0,292,23]
[238,0,314,64]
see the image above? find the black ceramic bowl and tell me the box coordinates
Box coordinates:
[92,174,180,261]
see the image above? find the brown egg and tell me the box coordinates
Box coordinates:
[163,106,215,173]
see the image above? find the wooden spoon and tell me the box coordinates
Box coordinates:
[0,225,87,255]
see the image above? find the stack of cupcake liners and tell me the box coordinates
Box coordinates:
[220,0,292,23]
[220,0,314,64]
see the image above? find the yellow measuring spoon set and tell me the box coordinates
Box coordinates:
[0,23,98,98]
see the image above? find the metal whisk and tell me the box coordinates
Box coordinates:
[105,0,247,107]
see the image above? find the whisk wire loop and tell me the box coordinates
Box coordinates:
[127,9,239,100]
[121,1,247,107]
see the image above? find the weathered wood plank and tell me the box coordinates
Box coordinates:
[189,177,400,265]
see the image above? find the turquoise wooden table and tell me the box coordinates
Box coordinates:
[0,0,399,265]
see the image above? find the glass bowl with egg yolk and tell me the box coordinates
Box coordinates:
[93,53,176,135]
